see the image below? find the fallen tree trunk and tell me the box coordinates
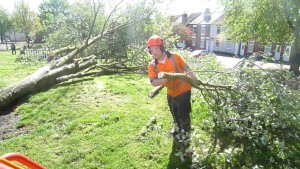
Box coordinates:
[0,0,150,111]
[7,43,93,101]
[0,56,97,110]
[0,8,134,111]
[0,55,147,110]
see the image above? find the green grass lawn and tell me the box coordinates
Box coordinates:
[0,51,209,168]
[0,51,46,89]
[3,50,298,168]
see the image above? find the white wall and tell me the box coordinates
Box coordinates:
[210,24,217,37]
[8,32,26,42]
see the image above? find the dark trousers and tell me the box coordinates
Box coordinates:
[12,49,16,55]
[167,91,191,132]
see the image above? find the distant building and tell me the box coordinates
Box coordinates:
[7,31,26,42]
[6,31,41,42]
[171,8,291,61]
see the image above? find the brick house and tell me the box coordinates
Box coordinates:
[185,8,241,55]
[173,9,292,61]
[173,12,202,49]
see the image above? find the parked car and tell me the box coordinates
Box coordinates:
[253,50,274,59]
[4,38,10,42]
[188,50,209,58]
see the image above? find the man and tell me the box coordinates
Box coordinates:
[147,35,199,136]
[11,43,16,55]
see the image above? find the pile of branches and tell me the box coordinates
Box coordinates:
[148,57,300,168]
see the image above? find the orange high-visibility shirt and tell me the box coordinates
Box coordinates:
[148,52,191,97]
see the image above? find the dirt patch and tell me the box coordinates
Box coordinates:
[0,111,18,139]
[0,109,32,140]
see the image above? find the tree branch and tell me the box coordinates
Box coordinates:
[158,72,234,90]
[148,85,164,98]
[85,0,102,44]
[48,46,76,60]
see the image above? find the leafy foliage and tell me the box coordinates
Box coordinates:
[97,0,179,64]
[222,0,294,45]
[0,7,11,42]
[39,0,177,67]
[222,0,300,74]
[190,57,300,168]
[11,0,40,39]
[172,24,192,45]
[40,0,106,50]
[38,0,70,35]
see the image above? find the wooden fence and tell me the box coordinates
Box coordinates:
[18,49,49,62]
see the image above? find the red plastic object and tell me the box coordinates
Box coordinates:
[0,153,45,169]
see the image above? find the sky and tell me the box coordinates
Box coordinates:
[165,0,221,15]
[0,0,42,14]
[0,0,79,14]
[0,0,221,15]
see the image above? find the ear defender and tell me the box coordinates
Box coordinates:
[160,45,165,53]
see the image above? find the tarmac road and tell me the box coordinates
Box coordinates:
[0,42,25,52]
[215,54,290,70]
[0,43,11,51]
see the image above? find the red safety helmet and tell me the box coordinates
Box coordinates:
[146,35,164,48]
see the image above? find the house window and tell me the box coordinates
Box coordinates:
[247,40,254,52]
[226,40,232,49]
[217,25,221,34]
[201,25,205,35]
[276,45,281,52]
[192,37,196,46]
[216,39,220,47]
[285,47,290,55]
[200,37,205,48]
[192,25,197,34]
[264,43,272,53]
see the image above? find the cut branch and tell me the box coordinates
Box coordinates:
[158,72,234,89]
[48,46,76,59]
[56,72,96,83]
[148,72,235,98]
[148,85,164,98]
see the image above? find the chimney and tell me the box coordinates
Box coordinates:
[182,11,187,24]
[204,8,211,22]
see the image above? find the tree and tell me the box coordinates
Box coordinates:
[172,24,192,48]
[0,7,11,43]
[38,0,70,36]
[44,0,176,61]
[0,0,175,110]
[222,0,300,75]
[12,0,40,41]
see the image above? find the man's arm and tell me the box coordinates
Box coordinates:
[183,64,200,85]
[151,78,167,87]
